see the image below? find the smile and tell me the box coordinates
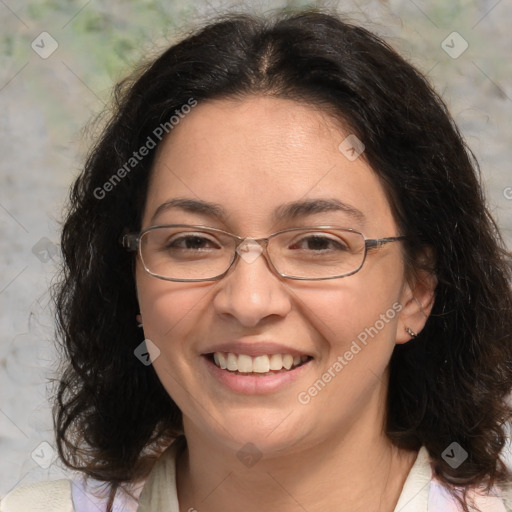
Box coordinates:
[209,352,311,374]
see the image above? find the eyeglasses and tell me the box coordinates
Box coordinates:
[121,225,406,282]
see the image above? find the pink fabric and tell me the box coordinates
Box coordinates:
[71,478,142,512]
[428,479,508,512]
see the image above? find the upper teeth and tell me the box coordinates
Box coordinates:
[213,352,308,373]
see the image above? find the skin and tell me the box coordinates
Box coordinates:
[135,95,435,512]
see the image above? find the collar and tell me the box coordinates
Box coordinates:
[393,447,431,512]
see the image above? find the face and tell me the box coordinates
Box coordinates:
[136,95,423,456]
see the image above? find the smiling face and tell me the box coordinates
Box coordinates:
[135,95,426,456]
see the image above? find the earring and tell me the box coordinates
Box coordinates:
[136,314,143,328]
[405,327,417,338]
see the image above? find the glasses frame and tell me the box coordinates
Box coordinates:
[121,224,406,282]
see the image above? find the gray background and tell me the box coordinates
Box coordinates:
[1,0,511,496]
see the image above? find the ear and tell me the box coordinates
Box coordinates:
[395,258,437,345]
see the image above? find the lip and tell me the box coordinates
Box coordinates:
[201,341,312,358]
[202,354,313,394]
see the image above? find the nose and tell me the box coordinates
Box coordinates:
[212,242,292,327]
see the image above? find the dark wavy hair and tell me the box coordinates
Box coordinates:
[54,9,512,511]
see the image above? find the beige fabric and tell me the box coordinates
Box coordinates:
[0,479,73,512]
[136,436,186,512]
[392,447,431,512]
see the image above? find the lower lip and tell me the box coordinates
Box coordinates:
[202,356,312,394]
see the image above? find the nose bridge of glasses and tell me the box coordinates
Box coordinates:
[234,236,272,267]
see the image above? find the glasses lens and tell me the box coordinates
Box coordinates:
[140,226,236,280]
[268,228,366,279]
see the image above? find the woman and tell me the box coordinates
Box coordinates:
[2,9,511,512]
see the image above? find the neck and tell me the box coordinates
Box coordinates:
[176,420,417,512]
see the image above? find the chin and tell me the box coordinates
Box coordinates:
[193,408,307,454]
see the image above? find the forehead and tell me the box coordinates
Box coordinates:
[144,95,395,234]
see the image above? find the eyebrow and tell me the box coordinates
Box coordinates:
[274,198,365,224]
[150,197,365,225]
[150,198,226,224]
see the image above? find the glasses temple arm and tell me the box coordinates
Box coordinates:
[120,233,140,252]
[365,235,406,250]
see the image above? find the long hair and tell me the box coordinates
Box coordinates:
[54,10,512,511]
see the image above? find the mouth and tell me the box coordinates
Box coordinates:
[204,352,313,376]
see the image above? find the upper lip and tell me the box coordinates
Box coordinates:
[201,341,313,358]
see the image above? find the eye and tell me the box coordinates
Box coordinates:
[289,233,349,252]
[165,232,221,251]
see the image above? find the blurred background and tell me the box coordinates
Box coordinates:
[1,0,511,496]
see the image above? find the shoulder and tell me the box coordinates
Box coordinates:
[500,482,512,511]
[0,479,73,512]
[1,477,140,512]
[398,447,512,512]
[426,460,512,512]
[429,479,512,512]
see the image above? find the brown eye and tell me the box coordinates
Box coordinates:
[167,234,220,251]
[289,234,349,252]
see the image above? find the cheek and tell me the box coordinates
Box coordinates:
[135,268,212,410]
[303,263,404,364]
[135,266,210,349]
